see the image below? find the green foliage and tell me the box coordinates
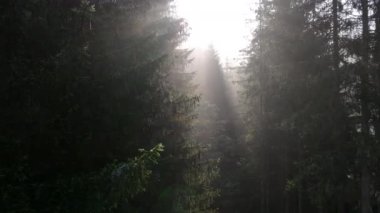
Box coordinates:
[174,141,220,213]
[0,0,205,212]
[1,144,164,213]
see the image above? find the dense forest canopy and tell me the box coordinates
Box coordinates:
[1,0,380,212]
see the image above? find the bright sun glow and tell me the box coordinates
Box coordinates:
[175,0,254,65]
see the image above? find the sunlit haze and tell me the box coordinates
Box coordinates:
[175,0,254,65]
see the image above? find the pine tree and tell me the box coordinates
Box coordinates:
[0,0,200,212]
[242,0,353,212]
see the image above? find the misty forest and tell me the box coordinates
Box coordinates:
[2,0,380,212]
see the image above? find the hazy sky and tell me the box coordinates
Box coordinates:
[175,0,255,66]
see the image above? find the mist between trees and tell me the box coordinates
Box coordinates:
[1,0,380,213]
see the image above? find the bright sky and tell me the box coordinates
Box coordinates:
[175,0,254,66]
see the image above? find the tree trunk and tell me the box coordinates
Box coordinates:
[284,147,290,213]
[261,180,265,213]
[360,1,372,213]
[298,186,303,213]
[361,166,372,213]
[285,192,290,213]
[338,196,345,213]
[265,188,269,213]
[374,0,380,90]
[373,0,380,143]
[333,0,340,81]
